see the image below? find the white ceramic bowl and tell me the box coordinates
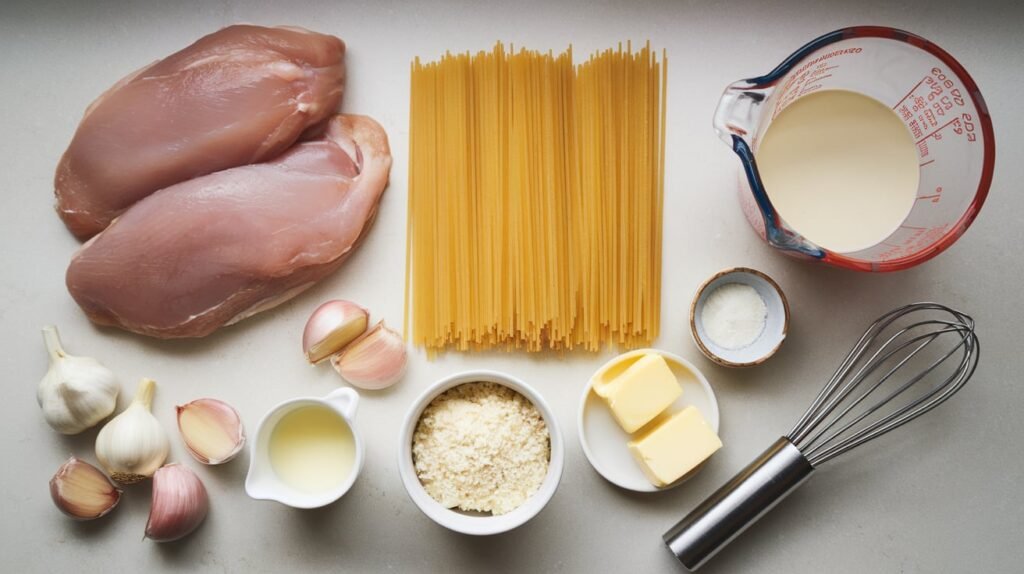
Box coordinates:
[398,370,564,535]
[577,349,720,492]
[690,267,790,367]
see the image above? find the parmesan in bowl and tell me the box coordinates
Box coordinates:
[398,371,564,535]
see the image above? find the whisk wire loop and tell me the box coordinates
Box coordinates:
[786,303,978,466]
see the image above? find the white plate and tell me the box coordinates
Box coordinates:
[577,349,720,493]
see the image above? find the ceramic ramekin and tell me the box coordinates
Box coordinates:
[398,370,564,536]
[690,267,790,367]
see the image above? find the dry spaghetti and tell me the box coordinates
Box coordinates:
[405,42,666,352]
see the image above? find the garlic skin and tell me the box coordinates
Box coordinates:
[145,464,209,542]
[50,456,122,520]
[95,378,170,484]
[331,321,407,389]
[303,300,369,364]
[177,398,246,465]
[37,325,119,434]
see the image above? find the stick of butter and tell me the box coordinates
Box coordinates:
[594,353,682,433]
[628,406,722,487]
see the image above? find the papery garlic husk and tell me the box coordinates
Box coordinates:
[145,463,209,542]
[303,300,369,364]
[50,456,122,520]
[330,321,407,389]
[176,398,245,465]
[95,378,170,484]
[37,325,120,434]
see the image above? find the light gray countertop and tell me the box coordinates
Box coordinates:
[2,1,1021,572]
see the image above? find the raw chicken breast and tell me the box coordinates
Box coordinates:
[66,115,391,338]
[55,25,346,239]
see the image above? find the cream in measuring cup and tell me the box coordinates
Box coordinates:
[245,387,364,509]
[714,26,995,271]
[756,89,919,254]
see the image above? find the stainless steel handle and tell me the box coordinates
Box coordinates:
[663,437,815,571]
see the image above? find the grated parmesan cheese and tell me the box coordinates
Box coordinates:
[412,382,550,515]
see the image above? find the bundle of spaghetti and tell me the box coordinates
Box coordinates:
[405,42,666,352]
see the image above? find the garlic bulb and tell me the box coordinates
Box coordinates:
[145,464,209,542]
[37,325,119,434]
[95,378,170,484]
[50,456,122,520]
[330,321,407,389]
[176,398,246,465]
[303,300,369,363]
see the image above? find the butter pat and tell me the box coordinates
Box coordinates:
[628,406,722,487]
[594,354,681,433]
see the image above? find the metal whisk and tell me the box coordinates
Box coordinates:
[663,303,979,571]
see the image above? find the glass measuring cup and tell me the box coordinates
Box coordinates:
[714,26,995,272]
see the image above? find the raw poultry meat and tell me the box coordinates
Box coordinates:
[55,25,346,239]
[66,114,391,338]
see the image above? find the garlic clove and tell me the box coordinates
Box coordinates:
[95,378,170,484]
[145,464,209,542]
[303,300,369,364]
[37,325,120,435]
[330,321,407,390]
[49,456,122,520]
[176,398,246,465]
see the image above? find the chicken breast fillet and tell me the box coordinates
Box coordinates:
[66,115,391,338]
[55,25,346,239]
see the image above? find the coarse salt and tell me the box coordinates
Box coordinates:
[701,283,767,349]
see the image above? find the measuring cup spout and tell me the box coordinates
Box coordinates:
[712,81,773,149]
[714,80,820,259]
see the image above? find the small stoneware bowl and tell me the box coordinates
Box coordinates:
[398,370,564,536]
[690,267,789,367]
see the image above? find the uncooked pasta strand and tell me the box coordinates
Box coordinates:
[406,42,665,353]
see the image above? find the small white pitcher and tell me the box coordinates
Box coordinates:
[245,387,364,509]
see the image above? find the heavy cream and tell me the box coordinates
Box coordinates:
[756,89,919,253]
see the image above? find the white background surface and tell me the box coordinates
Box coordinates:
[2,1,1021,572]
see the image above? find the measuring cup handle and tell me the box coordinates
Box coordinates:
[324,387,360,421]
[712,81,773,148]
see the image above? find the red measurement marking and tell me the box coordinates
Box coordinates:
[900,224,927,230]
[916,116,961,144]
[918,186,943,203]
[893,77,928,110]
[919,159,935,167]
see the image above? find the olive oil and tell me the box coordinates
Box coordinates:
[269,405,356,494]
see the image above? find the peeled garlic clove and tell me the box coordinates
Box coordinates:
[145,464,209,542]
[330,321,407,389]
[177,398,245,465]
[37,325,120,435]
[303,300,369,364]
[50,456,122,520]
[95,378,170,484]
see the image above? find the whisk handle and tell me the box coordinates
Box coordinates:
[663,437,815,571]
